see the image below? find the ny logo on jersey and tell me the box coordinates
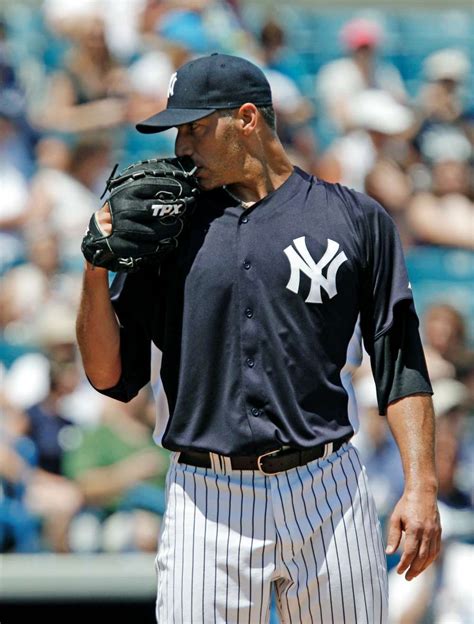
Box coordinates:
[284,237,347,304]
[167,72,178,98]
[151,203,181,217]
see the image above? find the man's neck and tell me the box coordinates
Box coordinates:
[226,138,294,204]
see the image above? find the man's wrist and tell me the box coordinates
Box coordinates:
[404,477,438,495]
[84,260,108,275]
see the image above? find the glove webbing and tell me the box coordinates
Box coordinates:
[100,159,198,199]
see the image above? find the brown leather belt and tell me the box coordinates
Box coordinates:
[177,434,352,475]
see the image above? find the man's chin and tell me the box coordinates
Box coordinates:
[197,178,220,191]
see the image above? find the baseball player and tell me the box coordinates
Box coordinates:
[77,54,441,623]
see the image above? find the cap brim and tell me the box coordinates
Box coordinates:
[136,108,217,134]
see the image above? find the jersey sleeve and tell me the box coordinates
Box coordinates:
[357,194,432,414]
[89,269,158,402]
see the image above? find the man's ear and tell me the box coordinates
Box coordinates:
[237,103,258,135]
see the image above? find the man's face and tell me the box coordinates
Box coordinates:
[174,111,245,190]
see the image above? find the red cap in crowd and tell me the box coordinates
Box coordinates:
[340,18,383,50]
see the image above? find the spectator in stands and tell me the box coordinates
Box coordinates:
[251,19,319,171]
[139,0,170,43]
[0,391,41,552]
[0,18,38,177]
[138,0,247,56]
[0,152,28,274]
[259,18,308,89]
[315,17,406,132]
[414,48,472,160]
[1,356,83,553]
[0,229,68,380]
[0,83,31,273]
[2,301,104,431]
[25,136,110,269]
[20,353,84,552]
[388,376,473,623]
[433,379,471,507]
[0,94,36,182]
[422,304,474,392]
[43,0,148,62]
[34,14,128,133]
[0,228,63,333]
[63,388,170,553]
[407,131,473,250]
[0,224,86,345]
[317,89,414,237]
[25,358,79,475]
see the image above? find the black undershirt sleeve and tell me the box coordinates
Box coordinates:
[370,299,432,415]
[355,192,433,415]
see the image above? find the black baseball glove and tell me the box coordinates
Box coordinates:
[81,156,199,272]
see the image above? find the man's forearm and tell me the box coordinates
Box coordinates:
[385,393,441,580]
[386,393,437,492]
[387,394,437,492]
[76,263,122,389]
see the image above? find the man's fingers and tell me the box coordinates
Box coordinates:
[426,531,440,568]
[404,532,431,580]
[388,495,442,580]
[400,521,441,580]
[435,528,442,561]
[427,522,442,569]
[396,527,421,575]
[96,202,113,236]
[416,530,431,563]
[385,515,402,555]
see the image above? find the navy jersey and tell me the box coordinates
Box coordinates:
[97,167,431,455]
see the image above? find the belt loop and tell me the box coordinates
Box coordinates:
[222,455,233,474]
[171,451,180,465]
[209,452,224,474]
[324,442,334,459]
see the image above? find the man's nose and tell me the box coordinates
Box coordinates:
[175,128,192,158]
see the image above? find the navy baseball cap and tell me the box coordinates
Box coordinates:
[136,53,273,134]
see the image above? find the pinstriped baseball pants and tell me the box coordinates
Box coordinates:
[155,443,388,623]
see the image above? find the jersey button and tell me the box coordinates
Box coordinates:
[241,216,249,224]
[251,407,260,417]
[246,357,254,368]
[243,260,251,270]
[245,308,253,318]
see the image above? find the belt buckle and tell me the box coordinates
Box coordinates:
[257,448,284,476]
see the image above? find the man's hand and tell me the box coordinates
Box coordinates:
[81,157,199,273]
[96,202,113,236]
[386,394,442,581]
[386,488,441,581]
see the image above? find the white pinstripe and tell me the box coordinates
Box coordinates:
[155,443,388,623]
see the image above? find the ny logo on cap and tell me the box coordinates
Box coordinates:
[167,72,178,98]
[284,237,347,304]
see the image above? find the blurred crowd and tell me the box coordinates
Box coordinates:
[0,1,473,622]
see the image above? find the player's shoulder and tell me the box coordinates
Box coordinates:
[317,179,376,214]
[319,179,393,225]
